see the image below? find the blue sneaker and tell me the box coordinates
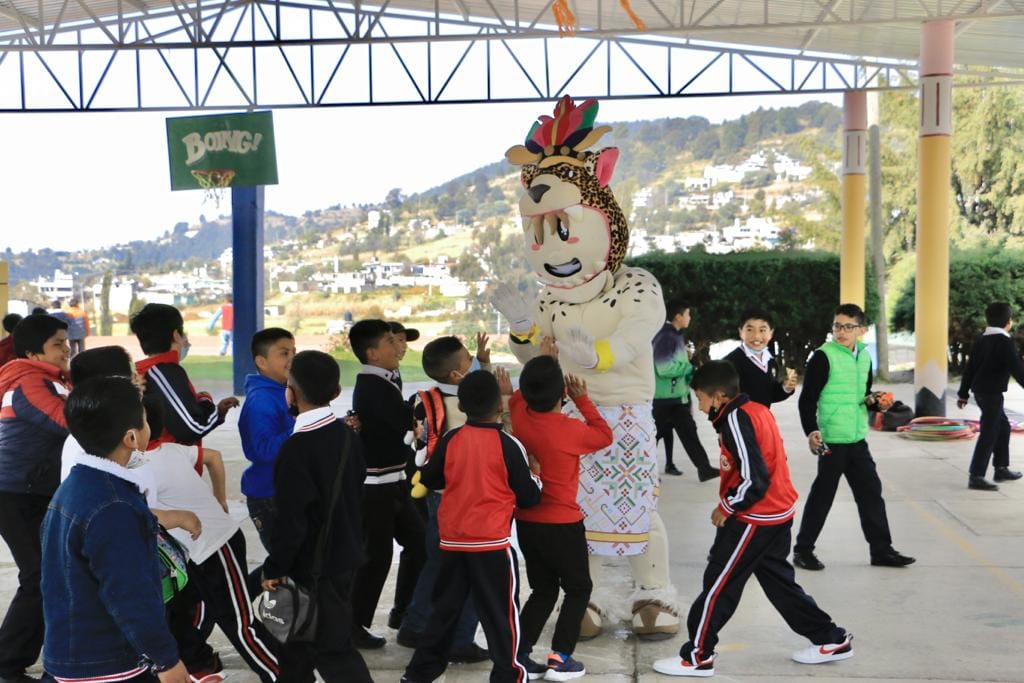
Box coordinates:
[518,654,548,680]
[545,652,586,681]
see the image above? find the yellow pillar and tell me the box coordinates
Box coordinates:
[840,90,868,307]
[915,20,954,417]
[0,262,8,332]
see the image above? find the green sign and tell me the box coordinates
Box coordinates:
[166,111,278,191]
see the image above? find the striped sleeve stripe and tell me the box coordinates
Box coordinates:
[504,432,543,491]
[54,665,149,683]
[440,537,512,551]
[743,506,796,522]
[726,411,752,507]
[148,366,219,436]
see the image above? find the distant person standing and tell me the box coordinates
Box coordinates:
[48,301,72,329]
[208,295,234,356]
[65,298,90,357]
[651,300,718,480]
[956,302,1024,490]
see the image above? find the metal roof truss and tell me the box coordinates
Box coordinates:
[0,0,1022,112]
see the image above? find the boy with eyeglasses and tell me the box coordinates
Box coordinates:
[791,304,915,572]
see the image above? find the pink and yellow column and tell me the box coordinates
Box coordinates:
[840,90,867,308]
[915,20,954,417]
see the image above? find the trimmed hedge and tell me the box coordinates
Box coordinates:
[628,251,879,373]
[891,249,1024,371]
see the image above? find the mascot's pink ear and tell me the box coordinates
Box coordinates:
[595,147,619,187]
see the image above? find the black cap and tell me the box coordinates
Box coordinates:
[389,321,420,342]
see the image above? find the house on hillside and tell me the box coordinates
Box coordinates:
[774,153,813,181]
[32,269,77,302]
[721,216,780,250]
[704,165,744,185]
[684,176,711,191]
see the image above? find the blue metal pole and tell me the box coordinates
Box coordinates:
[231,185,265,396]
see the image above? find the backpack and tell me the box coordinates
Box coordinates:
[870,400,915,432]
[417,387,448,462]
[156,527,189,603]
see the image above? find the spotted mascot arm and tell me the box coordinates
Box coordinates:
[590,269,665,372]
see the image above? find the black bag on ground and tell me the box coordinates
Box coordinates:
[870,400,915,431]
[256,430,351,643]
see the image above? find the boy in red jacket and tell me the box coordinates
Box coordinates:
[0,313,70,681]
[402,371,543,683]
[504,355,612,680]
[653,361,851,678]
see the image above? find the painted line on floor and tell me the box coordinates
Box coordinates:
[904,496,1024,600]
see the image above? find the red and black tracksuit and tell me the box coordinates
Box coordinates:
[678,395,845,666]
[404,421,543,683]
[136,351,222,459]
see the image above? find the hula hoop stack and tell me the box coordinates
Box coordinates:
[897,417,977,441]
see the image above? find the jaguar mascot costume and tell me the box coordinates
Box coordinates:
[493,96,679,640]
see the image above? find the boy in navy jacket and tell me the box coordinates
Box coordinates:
[957,302,1024,490]
[42,376,188,683]
[349,319,425,648]
[403,371,542,683]
[262,351,372,683]
[239,328,296,551]
[653,361,851,678]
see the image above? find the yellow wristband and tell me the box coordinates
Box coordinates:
[594,339,615,372]
[510,324,540,345]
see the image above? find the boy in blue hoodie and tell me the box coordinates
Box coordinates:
[239,328,296,552]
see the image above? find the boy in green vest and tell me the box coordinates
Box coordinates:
[792,304,915,572]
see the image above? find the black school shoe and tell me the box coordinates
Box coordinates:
[968,476,999,491]
[448,642,490,663]
[665,464,683,476]
[0,673,39,683]
[388,607,406,630]
[397,626,423,648]
[870,548,916,567]
[792,549,825,571]
[994,467,1023,482]
[698,468,720,482]
[353,626,386,649]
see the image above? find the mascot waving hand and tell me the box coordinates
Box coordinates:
[494,96,679,640]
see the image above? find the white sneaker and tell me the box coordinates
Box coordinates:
[652,654,715,677]
[792,632,854,664]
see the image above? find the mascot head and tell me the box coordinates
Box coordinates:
[506,96,629,304]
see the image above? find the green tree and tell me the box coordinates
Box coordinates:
[99,271,113,336]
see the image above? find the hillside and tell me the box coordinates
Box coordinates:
[3,100,842,285]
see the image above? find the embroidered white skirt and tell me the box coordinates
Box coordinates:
[569,402,658,557]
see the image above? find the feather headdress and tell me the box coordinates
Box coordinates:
[506,96,612,168]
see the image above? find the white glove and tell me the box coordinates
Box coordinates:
[491,283,535,335]
[559,328,599,369]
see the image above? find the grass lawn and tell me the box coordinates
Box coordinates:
[182,349,433,385]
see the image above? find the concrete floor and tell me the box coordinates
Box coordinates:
[4,379,1023,682]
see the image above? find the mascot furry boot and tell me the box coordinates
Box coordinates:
[494,96,679,640]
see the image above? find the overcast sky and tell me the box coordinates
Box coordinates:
[0,92,838,253]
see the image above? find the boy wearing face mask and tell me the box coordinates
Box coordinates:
[60,346,280,683]
[131,304,239,455]
[349,320,426,650]
[43,376,189,683]
[653,361,852,678]
[723,309,797,409]
[396,334,493,662]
